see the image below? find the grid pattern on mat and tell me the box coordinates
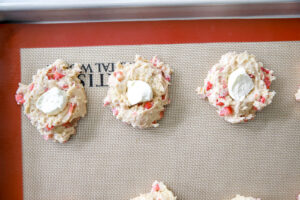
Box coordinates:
[21,42,300,200]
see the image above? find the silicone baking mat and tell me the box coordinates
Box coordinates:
[1,19,300,200]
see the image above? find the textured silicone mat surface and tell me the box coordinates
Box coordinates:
[21,42,300,200]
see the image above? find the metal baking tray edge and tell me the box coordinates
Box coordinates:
[0,0,300,23]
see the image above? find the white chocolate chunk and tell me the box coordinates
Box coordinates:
[127,80,153,106]
[228,67,254,101]
[36,87,67,115]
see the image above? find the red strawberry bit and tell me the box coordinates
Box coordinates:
[144,101,153,109]
[44,88,49,92]
[219,106,233,116]
[62,84,69,90]
[206,81,213,91]
[249,74,255,79]
[153,183,160,192]
[264,76,271,89]
[62,122,72,128]
[161,95,165,100]
[29,83,34,91]
[103,101,110,106]
[253,106,258,111]
[68,103,77,114]
[261,67,270,74]
[260,96,266,103]
[160,111,164,118]
[45,125,54,131]
[15,94,25,105]
[113,71,122,76]
[164,75,171,82]
[152,121,157,124]
[53,71,65,80]
[216,101,224,106]
[47,74,53,80]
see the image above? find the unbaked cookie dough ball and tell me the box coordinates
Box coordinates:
[104,55,172,128]
[230,195,261,200]
[130,181,176,200]
[197,51,276,123]
[15,59,87,143]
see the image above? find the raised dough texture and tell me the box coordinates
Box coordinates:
[231,195,261,200]
[104,55,173,128]
[197,51,276,123]
[130,181,176,200]
[15,59,87,143]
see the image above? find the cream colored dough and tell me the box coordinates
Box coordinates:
[104,55,173,128]
[230,195,261,200]
[197,51,276,123]
[15,59,87,143]
[131,181,176,200]
[295,87,300,101]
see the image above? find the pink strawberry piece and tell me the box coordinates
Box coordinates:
[62,84,69,89]
[53,71,65,80]
[51,66,57,73]
[29,83,34,91]
[261,67,270,74]
[112,108,119,116]
[264,76,271,89]
[45,125,54,131]
[260,96,266,103]
[161,95,165,100]
[103,101,110,106]
[206,81,213,91]
[68,103,76,114]
[151,57,160,66]
[219,106,233,116]
[153,183,160,192]
[249,74,255,79]
[15,94,25,105]
[144,101,153,109]
[219,90,229,99]
[164,75,171,82]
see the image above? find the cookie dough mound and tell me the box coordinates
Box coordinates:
[296,87,300,101]
[131,181,176,200]
[197,51,276,123]
[231,195,261,200]
[104,55,172,128]
[15,59,87,143]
